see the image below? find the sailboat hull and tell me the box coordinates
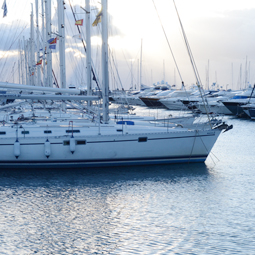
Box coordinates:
[0,126,221,168]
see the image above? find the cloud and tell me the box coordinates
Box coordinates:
[1,0,255,89]
[0,50,18,59]
[66,47,86,58]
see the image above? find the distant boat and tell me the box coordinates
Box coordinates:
[222,88,255,117]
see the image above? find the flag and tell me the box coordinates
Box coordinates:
[36,59,42,66]
[75,19,83,26]
[92,8,102,27]
[47,37,57,49]
[72,34,82,40]
[47,37,57,44]
[1,0,7,18]
[49,44,56,50]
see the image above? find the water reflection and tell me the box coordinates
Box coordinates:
[0,162,210,188]
[0,164,215,254]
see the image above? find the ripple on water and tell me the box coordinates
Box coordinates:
[0,131,255,255]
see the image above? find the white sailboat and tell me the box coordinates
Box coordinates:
[0,0,231,168]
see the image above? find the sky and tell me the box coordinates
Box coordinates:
[0,0,255,90]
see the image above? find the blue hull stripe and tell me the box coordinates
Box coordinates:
[0,155,208,168]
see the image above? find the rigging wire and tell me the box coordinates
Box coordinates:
[65,8,85,86]
[172,0,212,127]
[68,0,101,91]
[66,2,88,85]
[0,0,31,81]
[152,0,183,84]
[0,24,28,80]
[172,0,201,85]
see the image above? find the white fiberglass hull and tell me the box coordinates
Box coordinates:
[0,124,221,168]
[112,96,146,106]
[198,103,233,115]
[159,99,189,110]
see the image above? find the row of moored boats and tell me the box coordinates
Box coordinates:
[110,84,255,119]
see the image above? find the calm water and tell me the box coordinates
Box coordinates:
[0,116,255,254]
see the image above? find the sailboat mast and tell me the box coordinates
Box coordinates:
[41,0,46,87]
[140,38,143,90]
[86,0,92,96]
[45,0,52,87]
[137,59,139,90]
[208,59,210,90]
[58,0,66,89]
[23,37,28,85]
[18,59,20,84]
[102,0,109,124]
[35,0,41,86]
[131,60,133,89]
[231,62,233,89]
[18,40,21,84]
[30,4,35,86]
[163,59,165,82]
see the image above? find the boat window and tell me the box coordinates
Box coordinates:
[66,130,80,133]
[76,140,86,145]
[138,137,147,142]
[63,140,86,145]
[0,131,6,135]
[116,129,123,132]
[63,141,70,146]
[44,130,52,134]
[21,131,29,134]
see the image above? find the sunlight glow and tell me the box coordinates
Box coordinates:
[66,48,86,58]
[0,50,18,59]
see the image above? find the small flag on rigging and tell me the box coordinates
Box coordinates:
[1,0,7,18]
[47,37,57,50]
[49,44,56,49]
[92,8,102,27]
[36,59,42,66]
[47,37,57,44]
[75,19,83,26]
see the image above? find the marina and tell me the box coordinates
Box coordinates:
[0,0,233,168]
[0,0,255,254]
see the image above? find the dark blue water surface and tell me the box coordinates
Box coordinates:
[0,117,255,254]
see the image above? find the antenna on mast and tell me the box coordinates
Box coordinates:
[140,38,143,91]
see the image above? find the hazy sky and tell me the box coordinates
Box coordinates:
[0,0,255,90]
